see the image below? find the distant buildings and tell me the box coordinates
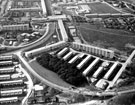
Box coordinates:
[1,24,30,31]
[0,97,19,104]
[52,0,100,3]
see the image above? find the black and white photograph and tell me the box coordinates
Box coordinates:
[0,0,135,105]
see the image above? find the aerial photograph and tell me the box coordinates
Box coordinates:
[0,0,135,105]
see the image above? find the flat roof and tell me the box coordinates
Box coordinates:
[0,97,18,101]
[1,89,22,94]
[0,74,10,78]
[0,80,23,84]
[0,67,15,71]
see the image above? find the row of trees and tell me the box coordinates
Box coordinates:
[36,52,87,87]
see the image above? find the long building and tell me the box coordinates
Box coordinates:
[0,80,24,86]
[25,41,68,58]
[85,13,134,18]
[0,89,23,97]
[0,66,15,74]
[57,47,68,57]
[41,0,47,16]
[0,74,11,81]
[68,54,80,64]
[58,19,68,41]
[0,97,18,104]
[71,42,114,58]
[92,66,104,79]
[83,58,100,76]
[77,55,91,69]
[103,62,118,80]
[63,51,73,60]
[1,24,30,31]
[9,7,42,12]
[0,61,13,66]
[0,55,13,61]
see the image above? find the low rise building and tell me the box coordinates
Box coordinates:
[0,97,19,104]
[1,24,30,31]
[0,89,23,96]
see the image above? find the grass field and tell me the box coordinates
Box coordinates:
[29,60,73,88]
[88,2,121,14]
[79,23,135,52]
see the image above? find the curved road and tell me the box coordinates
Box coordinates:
[1,22,55,55]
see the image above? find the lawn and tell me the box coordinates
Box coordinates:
[79,23,135,52]
[88,2,121,14]
[29,60,73,88]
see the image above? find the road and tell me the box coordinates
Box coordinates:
[0,22,56,105]
[18,64,33,105]
[17,51,112,97]
[44,0,53,15]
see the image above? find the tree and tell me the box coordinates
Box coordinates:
[37,52,88,87]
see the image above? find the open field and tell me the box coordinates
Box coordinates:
[29,60,73,88]
[88,2,121,14]
[79,23,135,52]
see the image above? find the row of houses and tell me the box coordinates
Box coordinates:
[0,55,27,104]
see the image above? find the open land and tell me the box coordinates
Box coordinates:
[79,23,135,52]
[88,2,121,14]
